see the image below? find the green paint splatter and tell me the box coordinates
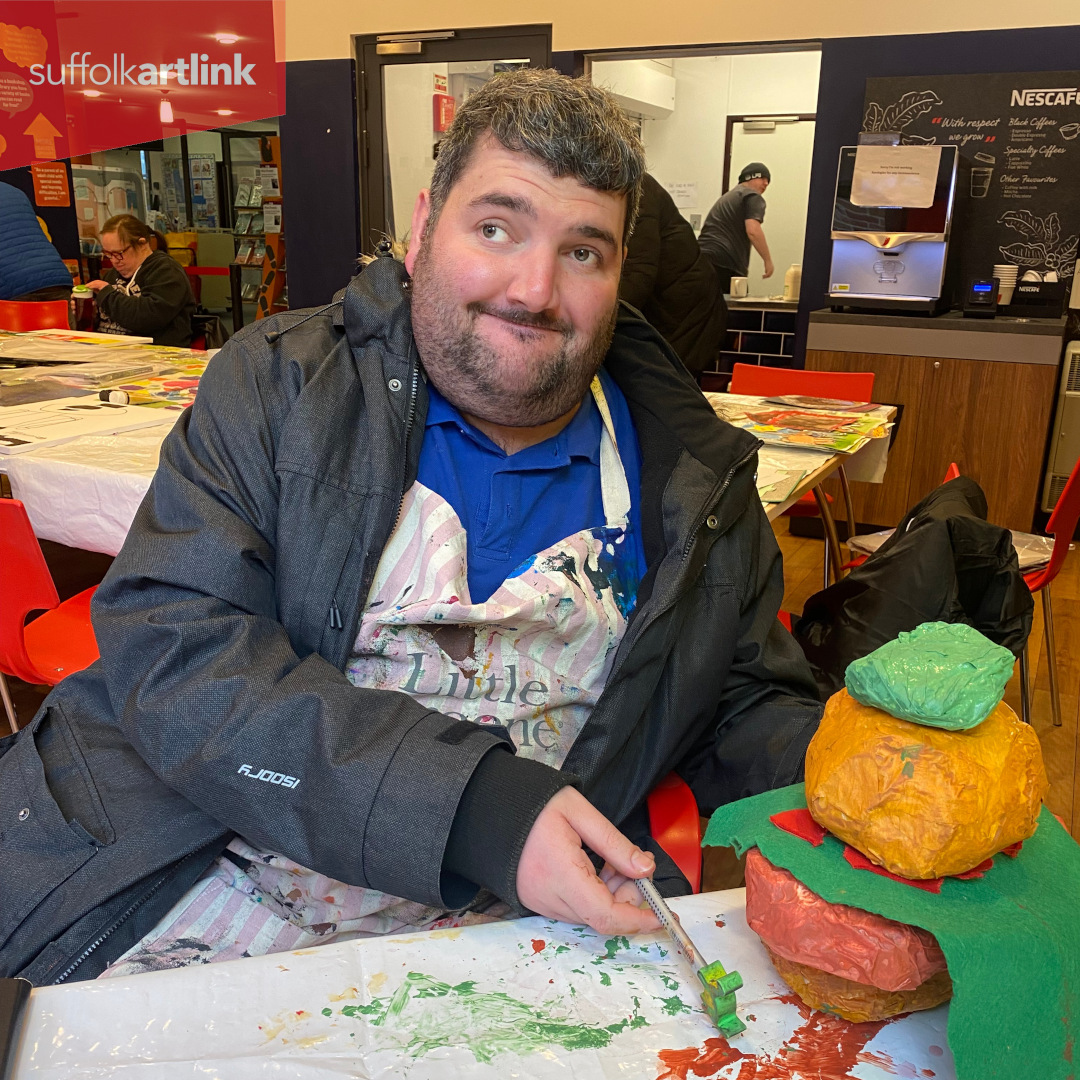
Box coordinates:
[599,971,612,987]
[602,936,631,960]
[660,974,680,992]
[336,971,633,1064]
[321,1007,332,1017]
[340,1002,384,1018]
[571,968,585,975]
[555,945,571,955]
[656,995,691,1016]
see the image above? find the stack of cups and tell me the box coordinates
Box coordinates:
[993,264,1018,306]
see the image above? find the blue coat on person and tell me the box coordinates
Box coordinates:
[0,181,72,301]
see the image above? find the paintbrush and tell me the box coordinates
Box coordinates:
[636,877,746,1037]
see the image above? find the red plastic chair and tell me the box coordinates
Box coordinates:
[729,364,876,588]
[1018,455,1080,729]
[0,299,70,332]
[0,499,100,734]
[839,462,961,575]
[647,773,702,893]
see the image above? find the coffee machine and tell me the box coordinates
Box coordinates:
[828,145,961,315]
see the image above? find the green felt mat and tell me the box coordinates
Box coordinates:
[705,784,1080,1080]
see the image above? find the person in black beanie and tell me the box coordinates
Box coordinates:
[698,162,773,292]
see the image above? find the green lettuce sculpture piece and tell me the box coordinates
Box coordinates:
[844,621,1015,730]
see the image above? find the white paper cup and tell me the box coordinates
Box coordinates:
[998,284,1015,305]
[730,277,749,298]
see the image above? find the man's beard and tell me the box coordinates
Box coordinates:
[408,239,618,428]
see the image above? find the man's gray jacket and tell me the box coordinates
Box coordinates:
[0,254,822,984]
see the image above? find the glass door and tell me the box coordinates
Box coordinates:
[356,26,550,252]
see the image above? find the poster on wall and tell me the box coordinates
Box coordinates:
[863,72,1079,287]
[159,156,188,231]
[188,154,219,229]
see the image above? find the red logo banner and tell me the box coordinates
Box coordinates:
[0,0,284,171]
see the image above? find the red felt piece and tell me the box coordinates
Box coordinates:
[953,858,995,881]
[1001,841,1024,858]
[770,809,827,846]
[843,845,944,894]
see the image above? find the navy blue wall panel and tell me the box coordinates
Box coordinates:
[280,59,361,310]
[796,24,1080,363]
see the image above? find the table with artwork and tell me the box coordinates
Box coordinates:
[9,887,953,1080]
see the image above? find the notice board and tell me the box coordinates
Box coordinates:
[863,72,1080,287]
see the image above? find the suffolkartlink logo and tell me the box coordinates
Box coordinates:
[1010,87,1080,107]
[29,52,257,87]
[238,764,300,788]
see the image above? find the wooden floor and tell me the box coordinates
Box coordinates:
[774,517,1080,840]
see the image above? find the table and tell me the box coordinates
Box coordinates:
[11,888,954,1079]
[2,392,895,558]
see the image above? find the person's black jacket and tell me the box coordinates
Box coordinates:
[620,174,727,378]
[98,249,195,347]
[0,254,821,984]
[793,476,1034,698]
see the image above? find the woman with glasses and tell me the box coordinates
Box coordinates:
[85,214,195,346]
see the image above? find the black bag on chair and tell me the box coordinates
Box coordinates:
[191,313,230,350]
[792,476,1034,699]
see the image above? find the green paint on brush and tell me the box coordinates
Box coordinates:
[337,971,637,1064]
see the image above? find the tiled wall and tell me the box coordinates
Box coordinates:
[719,306,797,370]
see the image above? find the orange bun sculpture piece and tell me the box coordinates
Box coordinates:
[805,690,1047,880]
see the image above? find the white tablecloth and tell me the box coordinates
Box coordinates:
[12,888,954,1079]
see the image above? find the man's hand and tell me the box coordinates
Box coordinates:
[762,258,775,280]
[517,787,662,935]
[86,279,110,291]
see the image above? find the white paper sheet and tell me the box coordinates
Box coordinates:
[12,891,955,1080]
[851,145,942,208]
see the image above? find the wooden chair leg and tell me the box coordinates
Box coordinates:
[1018,646,1031,725]
[1041,587,1062,728]
[812,486,844,589]
[0,672,18,736]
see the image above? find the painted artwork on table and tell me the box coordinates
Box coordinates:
[14,893,955,1079]
[0,396,171,454]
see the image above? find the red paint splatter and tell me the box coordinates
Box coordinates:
[715,920,726,928]
[928,1045,944,1057]
[531,939,546,953]
[656,1002,896,1079]
[769,809,827,846]
[923,1070,936,1077]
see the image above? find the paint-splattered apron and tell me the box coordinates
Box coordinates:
[101,379,639,978]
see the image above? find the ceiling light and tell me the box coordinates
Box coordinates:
[214,33,240,45]
[159,92,174,124]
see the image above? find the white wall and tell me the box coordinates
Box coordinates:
[601,50,819,231]
[284,0,1080,61]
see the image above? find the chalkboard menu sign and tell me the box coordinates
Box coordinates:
[863,72,1079,294]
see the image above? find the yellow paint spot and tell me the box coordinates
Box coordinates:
[329,985,360,1001]
[260,1015,288,1041]
[367,972,388,994]
[427,927,464,940]
[296,1035,330,1049]
[291,948,320,956]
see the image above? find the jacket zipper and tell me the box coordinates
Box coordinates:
[614,442,760,665]
[680,441,761,560]
[326,357,419,632]
[51,848,204,985]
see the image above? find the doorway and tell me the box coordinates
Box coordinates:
[725,114,816,293]
[355,26,551,252]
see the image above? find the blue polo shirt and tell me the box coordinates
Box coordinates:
[417,369,646,607]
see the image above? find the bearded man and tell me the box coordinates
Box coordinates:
[0,70,822,985]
